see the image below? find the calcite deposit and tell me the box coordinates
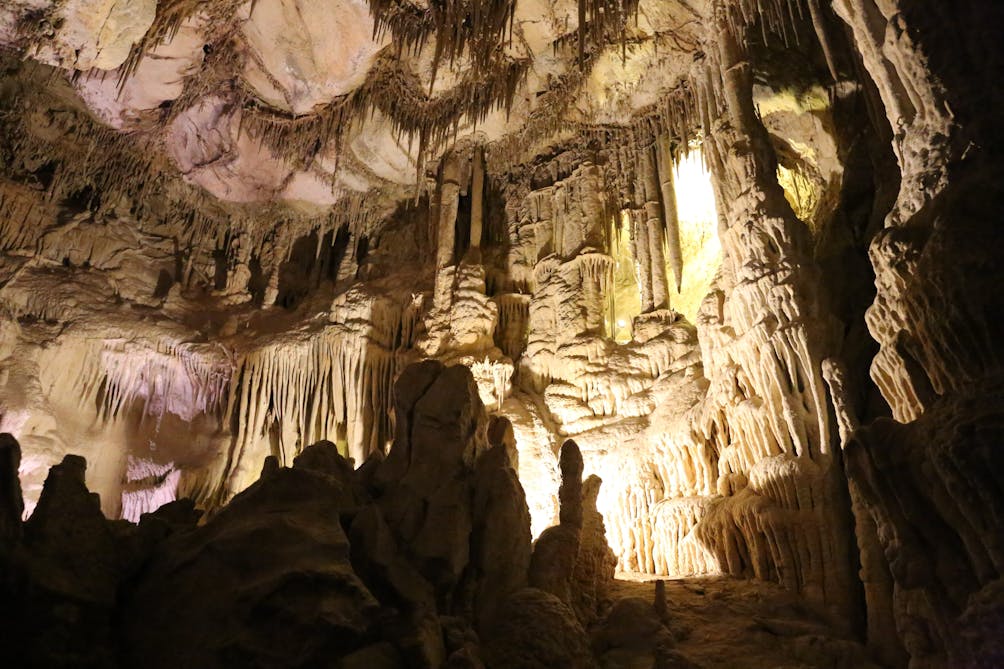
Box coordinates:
[0,0,1001,666]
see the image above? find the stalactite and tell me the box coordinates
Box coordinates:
[629,210,653,312]
[470,146,485,249]
[216,293,419,503]
[494,293,530,360]
[0,185,51,252]
[369,0,517,77]
[0,62,404,293]
[238,50,529,176]
[806,0,839,81]
[118,0,246,87]
[31,338,235,436]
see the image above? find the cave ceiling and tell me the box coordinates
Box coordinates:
[1,0,709,211]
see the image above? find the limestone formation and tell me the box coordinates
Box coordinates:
[470,440,532,630]
[1,0,1002,666]
[529,439,586,604]
[0,365,545,667]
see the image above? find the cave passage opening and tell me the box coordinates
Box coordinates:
[669,147,721,324]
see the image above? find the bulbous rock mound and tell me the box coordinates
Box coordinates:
[484,588,598,669]
[1,363,631,667]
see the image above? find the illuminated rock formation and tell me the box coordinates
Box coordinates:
[0,0,1001,666]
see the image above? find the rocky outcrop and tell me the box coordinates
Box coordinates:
[483,588,598,669]
[591,594,687,669]
[0,433,22,547]
[529,440,616,627]
[2,451,128,666]
[0,363,563,668]
[571,474,617,624]
[529,439,587,604]
[846,384,1004,668]
[121,458,381,669]
[470,435,532,630]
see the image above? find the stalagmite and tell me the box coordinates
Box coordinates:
[529,440,584,605]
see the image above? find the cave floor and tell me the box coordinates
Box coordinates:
[610,574,880,669]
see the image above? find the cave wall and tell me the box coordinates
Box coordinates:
[831,1,1004,666]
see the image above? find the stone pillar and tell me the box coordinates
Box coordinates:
[470,147,485,249]
[629,210,654,312]
[436,153,463,269]
[655,134,684,294]
[641,144,670,311]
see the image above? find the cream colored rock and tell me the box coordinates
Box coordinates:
[75,15,206,129]
[169,96,321,203]
[32,0,156,70]
[241,0,386,114]
[348,112,419,187]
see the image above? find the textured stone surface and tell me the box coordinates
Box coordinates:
[484,588,598,669]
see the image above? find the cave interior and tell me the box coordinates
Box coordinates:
[0,0,1002,667]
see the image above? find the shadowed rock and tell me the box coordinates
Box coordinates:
[0,433,23,547]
